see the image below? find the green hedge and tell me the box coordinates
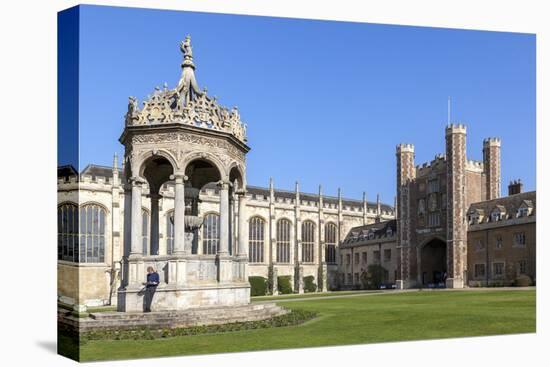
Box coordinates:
[360,264,387,290]
[303,276,317,293]
[515,275,532,287]
[78,309,318,342]
[249,276,268,296]
[277,275,293,294]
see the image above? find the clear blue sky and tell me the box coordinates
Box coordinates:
[69,5,536,203]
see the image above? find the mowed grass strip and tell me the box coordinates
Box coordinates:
[251,290,382,302]
[78,290,535,361]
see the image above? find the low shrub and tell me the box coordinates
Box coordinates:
[515,274,532,287]
[278,276,293,294]
[80,309,318,342]
[249,276,268,296]
[360,264,388,290]
[303,276,317,293]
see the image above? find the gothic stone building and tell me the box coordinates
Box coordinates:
[395,124,536,289]
[57,164,394,307]
[338,125,536,291]
[467,182,536,286]
[57,39,535,310]
[339,219,398,288]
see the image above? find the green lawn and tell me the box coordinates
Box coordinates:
[251,289,381,302]
[75,290,535,362]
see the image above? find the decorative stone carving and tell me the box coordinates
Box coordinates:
[124,36,247,144]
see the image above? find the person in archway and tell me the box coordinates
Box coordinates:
[143,266,159,312]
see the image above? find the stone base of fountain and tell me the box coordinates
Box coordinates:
[118,281,251,313]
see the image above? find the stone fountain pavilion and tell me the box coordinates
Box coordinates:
[112,36,284,321]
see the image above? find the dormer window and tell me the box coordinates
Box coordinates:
[517,207,529,217]
[368,231,375,240]
[517,201,533,217]
[490,206,506,222]
[386,227,393,237]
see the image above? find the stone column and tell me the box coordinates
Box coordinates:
[150,193,161,255]
[168,174,187,288]
[130,178,144,256]
[217,180,232,283]
[218,181,230,255]
[172,174,187,255]
[127,177,145,289]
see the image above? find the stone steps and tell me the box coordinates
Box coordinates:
[59,302,288,332]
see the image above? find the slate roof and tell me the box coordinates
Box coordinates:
[467,191,536,220]
[81,164,123,179]
[57,165,78,179]
[341,219,397,247]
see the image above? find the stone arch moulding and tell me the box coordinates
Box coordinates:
[228,161,247,189]
[418,235,447,250]
[57,201,79,209]
[276,217,294,225]
[249,214,269,225]
[181,150,228,180]
[135,149,179,179]
[79,201,111,215]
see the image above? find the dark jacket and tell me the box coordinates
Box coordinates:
[146,272,160,288]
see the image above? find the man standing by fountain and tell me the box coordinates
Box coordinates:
[143,266,160,312]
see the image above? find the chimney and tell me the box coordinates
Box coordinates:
[508,179,523,196]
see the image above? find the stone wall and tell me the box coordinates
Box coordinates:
[467,219,535,286]
[58,172,395,306]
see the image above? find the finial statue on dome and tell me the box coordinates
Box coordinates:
[181,35,193,59]
[176,35,203,106]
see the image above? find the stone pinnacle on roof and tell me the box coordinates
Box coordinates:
[122,37,248,143]
[176,35,203,106]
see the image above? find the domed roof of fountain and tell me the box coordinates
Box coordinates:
[124,35,247,143]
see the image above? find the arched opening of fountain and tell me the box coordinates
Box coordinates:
[184,158,223,254]
[140,155,174,256]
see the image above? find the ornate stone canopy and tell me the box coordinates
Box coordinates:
[118,36,251,313]
[125,35,247,144]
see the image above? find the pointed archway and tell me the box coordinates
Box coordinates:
[420,238,447,287]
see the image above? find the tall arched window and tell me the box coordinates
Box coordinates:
[142,209,150,255]
[79,203,106,263]
[203,213,220,254]
[325,222,337,264]
[302,221,315,263]
[276,219,291,263]
[58,203,79,262]
[166,211,174,255]
[249,216,265,263]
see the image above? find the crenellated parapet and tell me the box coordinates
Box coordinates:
[396,143,415,153]
[445,123,467,135]
[483,137,501,147]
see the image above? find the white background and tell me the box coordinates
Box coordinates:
[0,0,547,366]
